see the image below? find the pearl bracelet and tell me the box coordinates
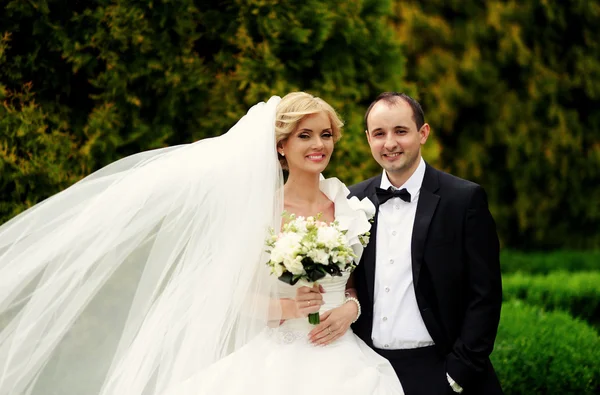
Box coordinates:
[344,297,361,323]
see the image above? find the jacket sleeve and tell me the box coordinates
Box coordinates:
[445,185,502,389]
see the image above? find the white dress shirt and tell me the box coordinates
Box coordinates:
[371,157,435,350]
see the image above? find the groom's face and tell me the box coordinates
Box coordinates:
[365,100,429,180]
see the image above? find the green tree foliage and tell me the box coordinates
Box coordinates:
[0,81,88,221]
[393,1,600,249]
[0,0,404,223]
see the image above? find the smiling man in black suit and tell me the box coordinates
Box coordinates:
[349,92,503,395]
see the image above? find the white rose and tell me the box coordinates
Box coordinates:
[272,262,285,277]
[274,232,302,256]
[283,255,305,275]
[317,226,340,249]
[269,247,285,264]
[293,217,308,233]
[308,248,330,265]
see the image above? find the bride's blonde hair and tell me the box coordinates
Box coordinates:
[275,92,344,170]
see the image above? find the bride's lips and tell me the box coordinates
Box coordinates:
[306,154,326,162]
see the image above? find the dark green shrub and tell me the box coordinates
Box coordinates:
[502,271,600,328]
[492,300,600,394]
[501,250,600,274]
[0,0,405,224]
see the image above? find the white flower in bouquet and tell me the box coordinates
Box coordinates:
[316,226,340,249]
[283,255,305,275]
[307,248,329,265]
[265,212,371,324]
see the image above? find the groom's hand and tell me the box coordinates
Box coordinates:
[308,302,357,346]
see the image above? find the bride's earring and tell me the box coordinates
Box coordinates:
[279,151,285,156]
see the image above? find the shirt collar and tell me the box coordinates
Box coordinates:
[380,157,426,199]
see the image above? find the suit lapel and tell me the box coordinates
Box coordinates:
[362,176,381,305]
[411,164,440,288]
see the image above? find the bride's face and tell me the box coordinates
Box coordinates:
[281,111,334,175]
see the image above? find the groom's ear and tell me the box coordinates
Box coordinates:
[419,123,430,145]
[364,129,371,143]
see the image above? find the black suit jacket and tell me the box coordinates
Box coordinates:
[349,163,503,392]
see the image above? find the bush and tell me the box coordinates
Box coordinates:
[501,250,600,274]
[0,83,88,219]
[0,0,405,224]
[394,0,600,249]
[502,271,600,328]
[492,300,600,394]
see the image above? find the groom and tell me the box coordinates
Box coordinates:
[349,92,503,394]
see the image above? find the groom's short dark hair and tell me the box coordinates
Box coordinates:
[364,92,425,131]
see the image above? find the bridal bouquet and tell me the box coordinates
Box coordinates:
[265,213,370,324]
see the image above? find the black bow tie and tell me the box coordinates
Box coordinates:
[376,187,411,205]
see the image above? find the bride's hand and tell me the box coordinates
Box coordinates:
[294,284,325,318]
[308,301,357,346]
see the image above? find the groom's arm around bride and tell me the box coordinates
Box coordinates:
[349,92,503,395]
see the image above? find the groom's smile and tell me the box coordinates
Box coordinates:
[383,152,403,160]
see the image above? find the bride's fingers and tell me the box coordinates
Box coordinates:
[296,294,323,303]
[295,286,325,317]
[296,299,324,317]
[297,304,322,316]
[295,287,323,301]
[298,285,320,294]
[297,296,324,307]
[308,312,332,338]
[310,323,339,343]
[314,326,340,345]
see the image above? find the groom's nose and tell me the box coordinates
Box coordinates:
[383,134,398,151]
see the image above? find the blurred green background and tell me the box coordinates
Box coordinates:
[1,1,599,393]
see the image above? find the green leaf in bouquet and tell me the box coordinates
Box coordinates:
[301,256,315,268]
[307,269,326,283]
[278,272,301,286]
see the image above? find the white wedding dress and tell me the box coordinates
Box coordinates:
[167,273,404,395]
[164,178,405,395]
[0,96,404,395]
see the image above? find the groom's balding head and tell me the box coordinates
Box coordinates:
[364,92,425,132]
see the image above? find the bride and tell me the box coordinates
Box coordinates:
[0,92,405,394]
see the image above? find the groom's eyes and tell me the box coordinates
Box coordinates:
[372,129,406,137]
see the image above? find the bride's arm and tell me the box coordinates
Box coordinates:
[268,285,325,321]
[269,298,298,320]
[307,274,359,345]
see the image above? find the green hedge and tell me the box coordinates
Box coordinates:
[502,271,600,328]
[501,250,600,274]
[492,300,600,394]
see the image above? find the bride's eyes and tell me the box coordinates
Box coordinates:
[297,131,332,139]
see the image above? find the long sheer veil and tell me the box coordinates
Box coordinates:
[0,96,284,395]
